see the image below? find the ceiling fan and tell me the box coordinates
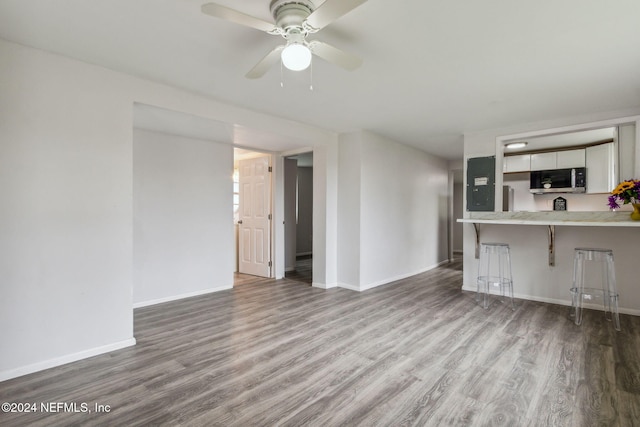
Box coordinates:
[201,0,368,78]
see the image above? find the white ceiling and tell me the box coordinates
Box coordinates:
[1,0,639,160]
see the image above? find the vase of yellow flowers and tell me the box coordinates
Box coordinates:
[608,179,640,220]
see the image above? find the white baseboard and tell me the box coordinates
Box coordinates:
[312,281,337,289]
[133,285,233,309]
[338,260,450,292]
[0,338,136,382]
[461,284,640,316]
[336,282,360,291]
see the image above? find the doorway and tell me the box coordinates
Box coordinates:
[284,152,313,284]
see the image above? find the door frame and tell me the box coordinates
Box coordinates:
[234,146,316,282]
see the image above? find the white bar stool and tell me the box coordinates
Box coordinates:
[570,248,620,331]
[476,242,515,310]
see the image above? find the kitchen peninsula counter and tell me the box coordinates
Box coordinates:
[458,211,640,227]
[457,210,640,315]
[458,211,640,267]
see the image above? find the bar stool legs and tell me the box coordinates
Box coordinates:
[570,248,620,331]
[476,243,515,310]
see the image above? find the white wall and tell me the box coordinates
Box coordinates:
[336,133,362,288]
[310,142,340,289]
[620,124,637,180]
[338,131,449,291]
[0,39,135,379]
[360,131,449,288]
[453,182,464,252]
[448,161,464,258]
[133,129,233,306]
[0,38,336,380]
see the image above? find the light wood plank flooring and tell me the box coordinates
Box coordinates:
[1,259,639,426]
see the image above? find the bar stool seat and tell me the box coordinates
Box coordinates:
[570,247,620,331]
[476,242,515,310]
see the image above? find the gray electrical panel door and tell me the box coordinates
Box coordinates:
[467,156,495,211]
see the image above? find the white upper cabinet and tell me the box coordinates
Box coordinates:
[586,143,615,193]
[503,154,531,173]
[557,149,586,168]
[530,152,557,170]
[530,149,585,170]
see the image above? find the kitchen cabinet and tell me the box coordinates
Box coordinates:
[503,154,530,173]
[530,149,585,170]
[530,152,557,170]
[586,143,616,193]
[557,149,586,168]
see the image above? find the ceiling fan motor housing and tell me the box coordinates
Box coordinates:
[270,0,315,31]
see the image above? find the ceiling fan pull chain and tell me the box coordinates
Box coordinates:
[280,60,284,88]
[309,59,313,91]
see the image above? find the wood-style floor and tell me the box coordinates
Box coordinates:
[284,255,312,284]
[2,259,640,426]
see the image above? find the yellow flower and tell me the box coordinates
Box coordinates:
[621,182,634,190]
[612,180,637,195]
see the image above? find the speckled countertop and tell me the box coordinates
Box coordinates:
[458,211,640,226]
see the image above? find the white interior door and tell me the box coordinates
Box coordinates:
[238,156,272,277]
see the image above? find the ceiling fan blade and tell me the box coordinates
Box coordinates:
[201,3,277,33]
[309,41,362,71]
[245,45,285,79]
[305,0,368,30]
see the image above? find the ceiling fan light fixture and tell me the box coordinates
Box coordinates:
[281,43,312,71]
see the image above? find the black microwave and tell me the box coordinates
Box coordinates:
[530,168,586,194]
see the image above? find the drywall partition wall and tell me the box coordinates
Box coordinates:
[0,39,135,380]
[0,38,337,380]
[453,181,464,252]
[296,166,313,255]
[358,131,449,289]
[619,123,636,180]
[336,133,363,289]
[133,129,233,306]
[336,131,449,291]
[312,141,339,288]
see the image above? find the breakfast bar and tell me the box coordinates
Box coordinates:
[458,211,640,266]
[458,211,640,314]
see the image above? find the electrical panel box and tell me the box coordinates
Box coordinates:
[467,156,495,211]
